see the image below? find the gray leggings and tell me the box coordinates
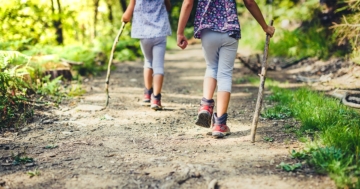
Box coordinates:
[140,36,167,75]
[201,30,239,92]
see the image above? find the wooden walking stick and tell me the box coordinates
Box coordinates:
[104,22,126,108]
[250,20,274,143]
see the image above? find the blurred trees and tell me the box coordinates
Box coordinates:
[0,0,358,63]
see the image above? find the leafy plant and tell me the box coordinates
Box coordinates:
[12,155,34,165]
[66,84,86,97]
[290,149,308,159]
[36,75,63,96]
[27,168,41,178]
[263,136,274,142]
[277,162,302,172]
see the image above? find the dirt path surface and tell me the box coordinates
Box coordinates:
[0,44,336,189]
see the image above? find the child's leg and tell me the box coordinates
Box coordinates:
[151,37,167,96]
[201,30,223,100]
[140,39,154,90]
[208,33,238,138]
[144,68,153,90]
[141,36,165,110]
[194,30,222,127]
[216,35,239,117]
[203,78,217,100]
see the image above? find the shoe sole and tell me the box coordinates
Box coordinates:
[143,99,150,103]
[195,112,211,128]
[212,131,231,138]
[151,105,162,110]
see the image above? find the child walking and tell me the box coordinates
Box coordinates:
[122,0,172,110]
[177,0,275,138]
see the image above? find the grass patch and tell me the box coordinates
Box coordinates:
[266,87,360,188]
[234,76,283,87]
[27,168,41,178]
[277,162,302,172]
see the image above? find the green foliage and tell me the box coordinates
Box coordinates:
[12,154,34,165]
[0,51,34,128]
[263,136,274,142]
[332,0,360,64]
[269,26,334,59]
[1,0,55,47]
[267,87,360,188]
[113,26,142,62]
[277,162,302,172]
[36,75,63,96]
[262,105,292,119]
[290,149,308,159]
[169,0,197,39]
[235,76,282,87]
[239,0,350,60]
[27,168,41,178]
[66,84,86,97]
[0,50,81,128]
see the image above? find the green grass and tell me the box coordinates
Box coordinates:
[265,87,360,188]
[235,76,284,87]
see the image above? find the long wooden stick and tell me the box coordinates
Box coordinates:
[104,22,126,108]
[250,20,273,143]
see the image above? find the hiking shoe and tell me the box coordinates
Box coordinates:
[212,124,231,138]
[195,98,214,128]
[143,88,153,103]
[151,94,162,110]
[212,113,231,138]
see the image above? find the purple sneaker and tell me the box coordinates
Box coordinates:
[143,88,153,103]
[151,93,162,110]
[212,113,231,138]
[195,98,214,128]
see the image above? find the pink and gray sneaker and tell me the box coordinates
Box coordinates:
[212,113,231,138]
[195,98,214,128]
[151,93,162,110]
[143,88,153,103]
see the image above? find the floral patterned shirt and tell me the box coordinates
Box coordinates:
[131,0,172,39]
[194,0,241,39]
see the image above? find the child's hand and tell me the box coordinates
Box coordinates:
[264,25,275,37]
[177,35,188,49]
[122,13,132,23]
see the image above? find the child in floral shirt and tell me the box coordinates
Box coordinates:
[177,0,275,138]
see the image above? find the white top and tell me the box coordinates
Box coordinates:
[131,0,172,39]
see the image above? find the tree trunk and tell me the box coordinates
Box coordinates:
[119,0,127,12]
[107,1,113,23]
[94,0,100,38]
[51,0,64,44]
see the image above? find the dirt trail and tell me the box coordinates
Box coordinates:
[0,44,335,189]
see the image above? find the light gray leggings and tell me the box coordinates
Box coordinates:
[140,36,167,75]
[201,30,239,92]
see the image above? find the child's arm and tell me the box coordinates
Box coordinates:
[165,0,171,12]
[177,0,194,49]
[243,0,275,37]
[122,0,135,23]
